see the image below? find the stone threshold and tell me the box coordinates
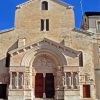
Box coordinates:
[35,98,54,100]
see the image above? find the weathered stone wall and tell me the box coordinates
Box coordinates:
[0,0,97,99]
[0,0,74,74]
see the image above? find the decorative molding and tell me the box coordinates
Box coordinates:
[9,38,80,57]
[0,28,14,34]
[16,0,72,9]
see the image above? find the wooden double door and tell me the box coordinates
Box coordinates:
[35,73,55,98]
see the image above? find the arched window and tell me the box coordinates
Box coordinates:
[42,1,48,10]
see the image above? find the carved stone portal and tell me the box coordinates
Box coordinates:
[33,54,56,68]
[32,53,64,99]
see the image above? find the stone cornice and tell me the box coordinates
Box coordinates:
[9,38,80,57]
[0,28,14,34]
[16,0,73,9]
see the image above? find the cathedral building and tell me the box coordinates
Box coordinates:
[81,12,100,100]
[0,0,100,100]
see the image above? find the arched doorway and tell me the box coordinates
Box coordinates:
[20,45,67,99]
[32,53,57,99]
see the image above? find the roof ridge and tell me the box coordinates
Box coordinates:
[0,28,14,34]
[16,0,73,9]
[51,0,73,8]
[8,37,79,54]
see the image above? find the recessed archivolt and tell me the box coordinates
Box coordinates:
[21,47,67,67]
[32,50,61,68]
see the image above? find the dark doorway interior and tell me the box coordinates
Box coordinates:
[0,84,7,99]
[83,85,90,98]
[45,73,54,98]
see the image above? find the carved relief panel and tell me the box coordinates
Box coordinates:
[33,54,56,68]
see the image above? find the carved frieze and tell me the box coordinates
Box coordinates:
[9,38,80,58]
[33,54,55,68]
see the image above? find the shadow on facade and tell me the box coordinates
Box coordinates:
[0,41,18,99]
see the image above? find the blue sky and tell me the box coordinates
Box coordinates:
[0,0,100,31]
[63,0,100,28]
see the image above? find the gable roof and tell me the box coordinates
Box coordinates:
[0,28,14,34]
[9,38,80,57]
[51,0,72,8]
[16,0,73,9]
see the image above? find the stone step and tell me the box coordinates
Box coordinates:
[35,98,54,100]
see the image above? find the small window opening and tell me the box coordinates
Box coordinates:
[42,1,48,10]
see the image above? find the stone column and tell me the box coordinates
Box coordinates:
[43,73,46,98]
[80,84,83,99]
[71,72,73,89]
[24,67,31,89]
[16,72,19,89]
[91,84,96,99]
[75,73,79,88]
[32,72,36,99]
[25,74,30,89]
[24,66,32,100]
[55,66,64,100]
[30,68,32,89]
[64,72,67,87]
[30,67,33,100]
[22,73,24,88]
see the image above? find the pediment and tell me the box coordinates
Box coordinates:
[9,38,80,57]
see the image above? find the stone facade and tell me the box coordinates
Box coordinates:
[81,12,100,100]
[0,0,99,100]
